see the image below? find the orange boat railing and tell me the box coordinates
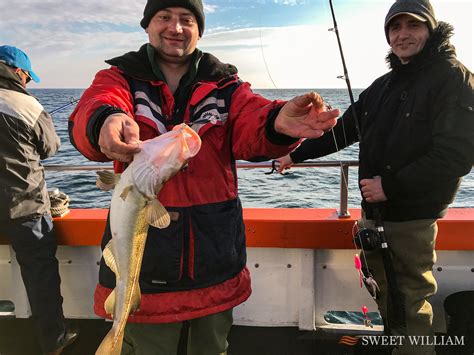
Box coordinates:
[0,161,471,251]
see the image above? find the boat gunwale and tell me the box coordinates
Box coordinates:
[1,207,472,250]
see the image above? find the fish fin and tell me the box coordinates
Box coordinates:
[104,289,116,316]
[96,170,120,191]
[130,285,142,313]
[95,328,123,355]
[146,199,170,229]
[103,241,119,277]
[119,185,134,201]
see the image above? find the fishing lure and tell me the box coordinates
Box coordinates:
[361,305,373,328]
[354,254,363,288]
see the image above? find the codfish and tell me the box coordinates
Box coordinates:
[95,124,201,355]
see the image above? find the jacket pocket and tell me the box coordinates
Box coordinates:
[192,200,245,282]
[140,209,185,285]
[408,111,431,153]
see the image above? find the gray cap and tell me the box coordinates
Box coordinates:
[384,0,437,43]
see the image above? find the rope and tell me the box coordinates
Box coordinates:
[49,188,70,217]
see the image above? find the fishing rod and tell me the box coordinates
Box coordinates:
[328,0,362,143]
[49,97,79,115]
[327,0,404,332]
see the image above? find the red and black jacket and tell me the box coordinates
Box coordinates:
[69,44,298,309]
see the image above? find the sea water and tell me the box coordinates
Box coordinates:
[32,88,473,209]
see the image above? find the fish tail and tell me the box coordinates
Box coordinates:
[95,328,124,355]
[106,282,141,355]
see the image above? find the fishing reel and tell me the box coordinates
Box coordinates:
[354,228,382,251]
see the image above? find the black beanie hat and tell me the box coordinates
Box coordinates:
[384,0,437,43]
[140,0,205,36]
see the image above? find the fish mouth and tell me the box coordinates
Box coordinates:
[175,124,201,158]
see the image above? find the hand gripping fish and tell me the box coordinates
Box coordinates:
[95,124,201,355]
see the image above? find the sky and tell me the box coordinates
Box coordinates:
[1,0,472,89]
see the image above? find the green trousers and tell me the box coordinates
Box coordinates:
[361,218,438,355]
[121,309,233,355]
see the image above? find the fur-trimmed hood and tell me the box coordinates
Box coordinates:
[386,21,456,70]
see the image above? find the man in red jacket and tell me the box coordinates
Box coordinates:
[69,0,339,353]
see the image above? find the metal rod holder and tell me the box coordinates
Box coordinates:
[338,164,351,218]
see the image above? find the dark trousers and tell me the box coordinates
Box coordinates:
[122,309,233,355]
[1,214,66,353]
[361,217,438,355]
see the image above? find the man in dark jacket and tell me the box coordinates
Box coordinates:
[0,45,78,354]
[277,0,473,354]
[68,0,339,354]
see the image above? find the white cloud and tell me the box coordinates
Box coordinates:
[204,4,218,13]
[2,0,470,88]
[199,0,472,88]
[273,0,309,5]
[0,0,145,27]
[201,24,388,89]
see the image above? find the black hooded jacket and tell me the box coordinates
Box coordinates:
[290,22,474,221]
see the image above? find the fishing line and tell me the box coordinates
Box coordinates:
[318,0,352,218]
[351,218,371,284]
[258,15,278,89]
[327,2,406,333]
[189,9,281,124]
[326,0,368,255]
[327,0,362,142]
[325,0,388,328]
[324,0,364,228]
[50,97,79,116]
[216,3,344,126]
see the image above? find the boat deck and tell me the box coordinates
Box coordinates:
[0,318,468,355]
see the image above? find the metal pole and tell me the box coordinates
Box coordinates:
[338,163,350,218]
[43,161,359,216]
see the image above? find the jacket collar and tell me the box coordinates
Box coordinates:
[105,44,238,82]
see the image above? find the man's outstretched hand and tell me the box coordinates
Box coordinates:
[274,92,340,138]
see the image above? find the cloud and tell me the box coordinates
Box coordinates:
[1,0,144,27]
[200,24,389,89]
[204,4,218,13]
[273,0,310,5]
[2,0,470,88]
